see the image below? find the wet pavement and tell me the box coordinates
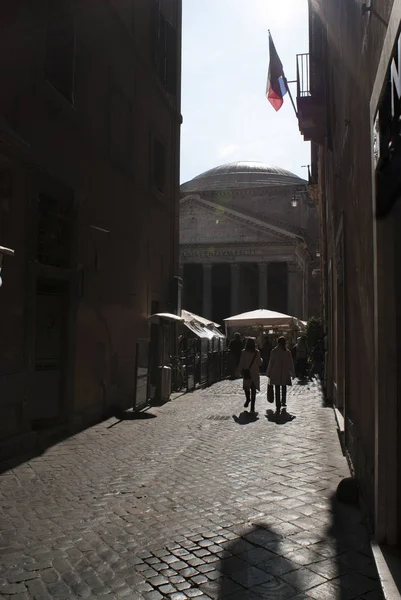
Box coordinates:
[0,378,383,599]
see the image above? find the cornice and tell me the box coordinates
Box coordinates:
[180,182,307,200]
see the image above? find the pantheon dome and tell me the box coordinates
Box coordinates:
[180,161,307,193]
[179,161,319,325]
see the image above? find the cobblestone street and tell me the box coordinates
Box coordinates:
[0,379,382,600]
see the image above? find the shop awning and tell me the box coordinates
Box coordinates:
[181,309,220,328]
[148,312,183,324]
[184,321,215,339]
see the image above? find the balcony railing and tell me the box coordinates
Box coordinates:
[297,53,311,98]
[296,52,325,145]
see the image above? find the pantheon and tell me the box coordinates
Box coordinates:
[179,161,319,325]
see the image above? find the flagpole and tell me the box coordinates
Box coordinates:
[283,76,298,118]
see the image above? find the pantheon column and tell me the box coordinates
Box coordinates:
[231,263,240,315]
[258,262,268,309]
[202,263,212,319]
[287,263,303,318]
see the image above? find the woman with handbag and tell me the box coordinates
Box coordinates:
[239,337,262,413]
[267,336,295,413]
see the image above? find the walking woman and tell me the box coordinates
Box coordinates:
[239,337,262,413]
[267,336,295,412]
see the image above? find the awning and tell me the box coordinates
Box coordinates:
[148,312,183,324]
[208,325,226,338]
[181,309,220,328]
[184,321,215,339]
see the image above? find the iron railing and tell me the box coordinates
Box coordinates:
[296,53,311,98]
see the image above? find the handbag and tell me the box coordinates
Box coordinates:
[242,352,257,380]
[267,383,274,403]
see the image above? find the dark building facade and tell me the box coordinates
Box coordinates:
[180,162,320,325]
[299,0,401,546]
[0,0,182,456]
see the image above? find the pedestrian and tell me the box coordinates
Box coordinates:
[239,337,262,413]
[267,336,295,413]
[228,332,243,378]
[261,334,272,373]
[295,335,309,380]
[310,339,324,380]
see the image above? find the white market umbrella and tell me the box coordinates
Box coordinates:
[223,308,304,330]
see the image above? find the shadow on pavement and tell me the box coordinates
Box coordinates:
[0,407,156,475]
[217,523,305,599]
[213,500,383,599]
[328,492,384,599]
[232,411,260,425]
[265,409,296,424]
[107,409,157,428]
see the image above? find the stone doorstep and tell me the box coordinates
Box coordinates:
[371,542,401,600]
[334,407,345,434]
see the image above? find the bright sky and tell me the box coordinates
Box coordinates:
[180,0,310,184]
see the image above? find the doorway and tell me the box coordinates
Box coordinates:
[30,278,68,427]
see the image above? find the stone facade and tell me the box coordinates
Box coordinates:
[180,163,320,325]
[0,0,182,456]
[303,0,401,545]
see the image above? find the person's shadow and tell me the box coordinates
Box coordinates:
[265,408,296,424]
[213,523,304,599]
[232,411,259,425]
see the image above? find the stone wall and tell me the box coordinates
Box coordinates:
[0,0,181,451]
[315,0,396,523]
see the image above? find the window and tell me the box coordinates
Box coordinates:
[45,0,76,103]
[151,0,177,96]
[109,89,133,172]
[36,193,74,268]
[152,137,166,194]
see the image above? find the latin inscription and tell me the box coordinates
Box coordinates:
[182,248,257,258]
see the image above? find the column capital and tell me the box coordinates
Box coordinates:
[258,262,268,273]
[203,262,212,270]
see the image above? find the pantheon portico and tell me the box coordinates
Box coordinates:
[180,161,320,325]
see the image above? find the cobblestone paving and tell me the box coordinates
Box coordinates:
[0,378,383,599]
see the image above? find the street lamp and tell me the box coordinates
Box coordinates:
[291,195,299,208]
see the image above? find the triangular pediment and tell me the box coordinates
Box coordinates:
[180,195,300,245]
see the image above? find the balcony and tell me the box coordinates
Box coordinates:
[296,53,326,145]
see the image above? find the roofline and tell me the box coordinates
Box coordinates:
[179,181,308,198]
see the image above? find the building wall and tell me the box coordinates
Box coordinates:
[309,0,398,534]
[0,0,181,451]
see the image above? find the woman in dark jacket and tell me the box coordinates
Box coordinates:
[239,337,263,413]
[267,336,295,412]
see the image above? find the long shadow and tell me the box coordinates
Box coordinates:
[232,411,260,425]
[211,498,383,599]
[328,491,384,599]
[265,408,296,424]
[107,409,156,429]
[215,523,306,599]
[0,406,156,475]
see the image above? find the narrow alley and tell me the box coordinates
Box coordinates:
[0,379,382,600]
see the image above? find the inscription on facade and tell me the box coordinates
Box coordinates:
[182,248,257,258]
